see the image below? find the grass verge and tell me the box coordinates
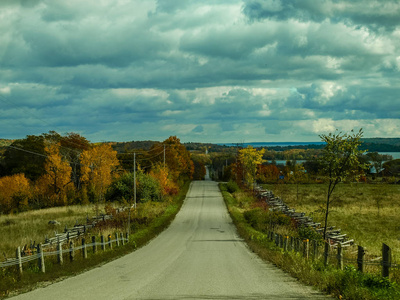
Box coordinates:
[0,181,190,299]
[220,182,400,300]
[263,183,400,259]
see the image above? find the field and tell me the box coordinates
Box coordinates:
[0,201,169,259]
[263,182,400,260]
[0,205,93,259]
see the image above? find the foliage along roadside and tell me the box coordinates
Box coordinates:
[0,133,194,215]
[0,181,190,299]
[219,182,400,300]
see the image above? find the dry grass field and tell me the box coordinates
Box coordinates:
[264,182,400,261]
[0,205,94,259]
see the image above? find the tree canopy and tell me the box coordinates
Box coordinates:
[319,129,367,239]
[238,146,265,187]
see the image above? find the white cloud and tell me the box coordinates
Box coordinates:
[0,0,399,142]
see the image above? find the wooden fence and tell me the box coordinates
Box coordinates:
[265,230,394,277]
[1,233,129,274]
[254,185,397,278]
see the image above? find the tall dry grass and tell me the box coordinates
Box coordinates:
[264,182,400,260]
[0,205,96,258]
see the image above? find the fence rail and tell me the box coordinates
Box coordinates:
[254,185,397,278]
[0,233,129,273]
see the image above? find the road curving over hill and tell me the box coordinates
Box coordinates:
[11,180,330,300]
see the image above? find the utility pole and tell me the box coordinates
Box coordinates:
[134,152,137,209]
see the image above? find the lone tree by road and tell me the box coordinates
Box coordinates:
[239,146,265,188]
[319,129,367,240]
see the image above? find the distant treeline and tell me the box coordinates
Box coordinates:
[183,138,400,153]
[2,137,400,155]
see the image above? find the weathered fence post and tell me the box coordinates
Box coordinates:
[57,241,63,265]
[324,241,330,266]
[91,236,97,254]
[382,243,391,278]
[82,238,87,259]
[337,244,343,270]
[37,244,45,273]
[120,233,125,246]
[283,236,288,252]
[101,235,105,251]
[289,236,294,251]
[115,233,120,247]
[108,234,112,250]
[69,241,75,262]
[16,247,23,274]
[303,239,309,259]
[357,245,365,273]
[312,240,318,261]
[125,232,129,243]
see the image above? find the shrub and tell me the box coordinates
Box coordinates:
[226,180,240,193]
[106,171,162,203]
[298,225,323,241]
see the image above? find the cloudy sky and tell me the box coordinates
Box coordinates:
[1,0,399,143]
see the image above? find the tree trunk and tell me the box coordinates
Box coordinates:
[323,182,333,240]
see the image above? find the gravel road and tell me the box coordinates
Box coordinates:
[10,180,330,300]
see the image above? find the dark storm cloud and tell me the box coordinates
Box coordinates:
[243,0,400,31]
[0,0,399,142]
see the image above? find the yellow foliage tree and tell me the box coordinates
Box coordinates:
[80,143,119,206]
[149,163,178,196]
[239,146,266,188]
[0,174,31,213]
[37,143,72,206]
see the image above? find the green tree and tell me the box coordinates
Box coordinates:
[106,170,162,203]
[2,135,46,181]
[238,146,266,188]
[319,129,367,239]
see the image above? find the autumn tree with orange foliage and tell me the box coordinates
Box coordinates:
[257,164,280,183]
[80,143,119,208]
[150,136,194,185]
[35,143,73,207]
[0,174,31,213]
[149,163,178,196]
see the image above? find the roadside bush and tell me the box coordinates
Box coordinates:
[244,208,266,229]
[244,208,291,233]
[298,225,323,241]
[226,180,240,193]
[106,171,162,203]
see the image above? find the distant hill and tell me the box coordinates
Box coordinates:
[361,138,400,152]
[112,140,160,153]
[362,138,400,146]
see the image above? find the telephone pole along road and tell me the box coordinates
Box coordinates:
[11,180,330,300]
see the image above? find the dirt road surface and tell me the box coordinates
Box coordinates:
[10,180,330,299]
